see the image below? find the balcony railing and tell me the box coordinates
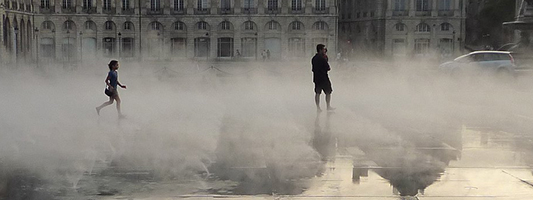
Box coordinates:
[438,10,454,16]
[83,6,96,14]
[392,10,408,16]
[219,8,233,14]
[61,7,75,14]
[290,9,304,14]
[313,8,328,14]
[102,7,116,14]
[39,6,54,14]
[171,8,186,14]
[147,8,163,15]
[242,7,257,14]
[122,8,135,15]
[415,11,431,16]
[194,8,210,14]
[265,8,280,14]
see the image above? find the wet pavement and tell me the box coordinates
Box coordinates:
[3,62,533,200]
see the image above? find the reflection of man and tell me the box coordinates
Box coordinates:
[312,44,334,112]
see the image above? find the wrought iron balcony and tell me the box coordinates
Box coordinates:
[265,8,280,14]
[102,7,116,14]
[438,10,454,17]
[61,7,75,14]
[194,8,210,14]
[171,8,186,15]
[122,8,135,15]
[83,6,96,14]
[147,8,163,15]
[392,10,408,16]
[39,6,54,14]
[290,9,304,14]
[219,8,233,14]
[415,11,431,16]
[313,8,328,14]
[242,7,257,14]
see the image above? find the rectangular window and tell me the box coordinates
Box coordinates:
[151,0,161,11]
[122,0,130,9]
[267,0,278,10]
[41,0,50,8]
[315,0,325,11]
[416,0,429,11]
[241,38,256,57]
[221,0,230,10]
[288,38,305,57]
[438,0,451,11]
[439,38,453,56]
[122,38,134,57]
[174,0,184,11]
[217,37,234,57]
[392,39,407,55]
[243,0,254,9]
[171,38,187,56]
[394,0,406,11]
[83,0,93,9]
[103,37,116,57]
[195,37,210,57]
[198,0,209,10]
[62,0,72,8]
[291,0,302,11]
[414,38,430,54]
[103,0,111,10]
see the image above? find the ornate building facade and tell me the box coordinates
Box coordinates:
[339,0,466,59]
[1,0,337,64]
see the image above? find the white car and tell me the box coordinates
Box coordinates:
[439,51,517,77]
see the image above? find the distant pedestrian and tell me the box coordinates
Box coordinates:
[266,49,271,60]
[262,50,267,61]
[312,44,334,112]
[236,49,242,57]
[96,60,127,118]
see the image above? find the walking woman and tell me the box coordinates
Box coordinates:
[96,60,127,118]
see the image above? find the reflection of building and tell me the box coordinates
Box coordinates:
[339,0,466,59]
[1,0,337,64]
[503,0,533,56]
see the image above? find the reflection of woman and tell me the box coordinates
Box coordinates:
[96,60,127,118]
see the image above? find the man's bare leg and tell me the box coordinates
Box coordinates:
[326,94,335,110]
[315,93,322,112]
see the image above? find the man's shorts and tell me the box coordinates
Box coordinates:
[314,81,333,94]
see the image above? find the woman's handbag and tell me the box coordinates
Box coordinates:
[104,87,115,97]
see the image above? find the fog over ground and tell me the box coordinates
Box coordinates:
[1,56,533,197]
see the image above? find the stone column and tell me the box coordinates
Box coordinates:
[409,0,415,16]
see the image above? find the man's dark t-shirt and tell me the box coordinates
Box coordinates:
[312,53,330,83]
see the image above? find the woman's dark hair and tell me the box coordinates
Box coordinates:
[108,60,118,70]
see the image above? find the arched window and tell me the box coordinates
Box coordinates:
[440,23,452,31]
[313,21,328,31]
[244,21,255,30]
[104,21,115,30]
[220,21,232,30]
[63,20,75,30]
[150,21,162,30]
[197,21,209,30]
[173,21,186,31]
[415,23,430,32]
[85,21,96,31]
[123,21,134,30]
[394,23,406,32]
[266,20,280,30]
[42,21,54,30]
[290,21,304,31]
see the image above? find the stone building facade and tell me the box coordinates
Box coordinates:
[1,0,337,64]
[339,0,466,59]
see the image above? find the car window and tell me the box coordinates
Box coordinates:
[471,54,484,62]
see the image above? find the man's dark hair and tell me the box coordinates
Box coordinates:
[108,60,118,70]
[316,44,325,53]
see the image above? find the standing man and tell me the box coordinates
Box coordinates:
[312,44,334,112]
